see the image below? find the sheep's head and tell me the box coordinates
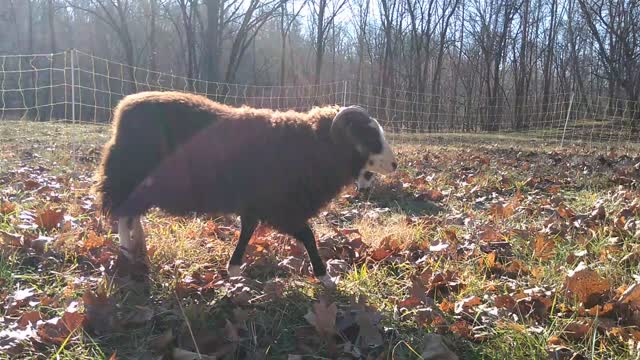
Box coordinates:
[330,105,397,189]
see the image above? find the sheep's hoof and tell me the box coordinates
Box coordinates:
[227,264,242,278]
[319,274,338,290]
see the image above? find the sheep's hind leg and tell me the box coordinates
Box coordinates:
[118,217,134,260]
[227,215,258,277]
[130,216,149,263]
[291,224,335,289]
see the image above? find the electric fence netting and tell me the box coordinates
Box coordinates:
[1,50,638,150]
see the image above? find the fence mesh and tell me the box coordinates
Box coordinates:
[1,49,638,149]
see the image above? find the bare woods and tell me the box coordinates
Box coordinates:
[1,0,639,132]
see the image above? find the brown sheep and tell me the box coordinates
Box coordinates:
[93,91,397,287]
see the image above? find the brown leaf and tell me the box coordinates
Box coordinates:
[454,296,482,314]
[619,283,640,306]
[0,324,36,355]
[564,263,611,307]
[82,288,117,335]
[82,231,106,252]
[547,345,587,360]
[148,329,174,353]
[17,311,42,329]
[478,226,501,243]
[36,310,86,345]
[439,299,456,313]
[417,189,445,202]
[356,310,383,348]
[370,248,393,261]
[556,204,576,219]
[35,207,65,231]
[304,297,338,338]
[399,279,428,308]
[420,333,459,360]
[449,320,473,340]
[23,179,41,191]
[1,231,23,247]
[121,306,154,328]
[490,202,515,220]
[562,320,593,342]
[494,295,517,310]
[172,348,217,360]
[532,233,555,261]
[0,201,16,215]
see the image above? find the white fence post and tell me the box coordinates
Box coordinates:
[560,92,575,148]
[70,49,76,123]
[342,80,348,106]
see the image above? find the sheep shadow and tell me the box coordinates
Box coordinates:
[352,183,444,217]
[97,274,458,360]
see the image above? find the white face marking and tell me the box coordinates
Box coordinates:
[363,119,396,175]
[356,169,375,190]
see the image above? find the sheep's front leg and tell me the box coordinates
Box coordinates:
[291,224,335,289]
[227,215,258,277]
[118,217,134,259]
[118,216,147,262]
[130,216,147,259]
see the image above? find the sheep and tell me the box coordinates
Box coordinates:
[93,90,397,287]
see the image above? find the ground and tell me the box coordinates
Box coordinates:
[1,120,639,360]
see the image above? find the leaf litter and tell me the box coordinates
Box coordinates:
[2,127,640,358]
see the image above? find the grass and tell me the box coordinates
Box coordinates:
[0,120,639,359]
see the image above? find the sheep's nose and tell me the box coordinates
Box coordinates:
[392,162,398,170]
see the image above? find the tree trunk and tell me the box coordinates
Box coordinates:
[48,0,57,53]
[205,0,221,83]
[149,0,157,71]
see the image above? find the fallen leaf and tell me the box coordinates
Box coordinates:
[36,310,86,345]
[172,348,217,360]
[0,201,16,215]
[82,288,117,335]
[564,263,611,307]
[417,189,445,202]
[449,320,473,340]
[148,329,174,353]
[304,298,338,338]
[532,233,555,261]
[0,324,36,355]
[420,333,458,360]
[619,283,640,306]
[82,231,106,251]
[356,310,383,348]
[562,321,592,342]
[494,295,516,310]
[547,345,587,360]
[17,311,42,329]
[34,207,65,231]
[455,296,482,314]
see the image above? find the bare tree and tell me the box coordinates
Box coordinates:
[65,0,137,86]
[310,0,347,85]
[279,0,307,86]
[204,0,221,82]
[48,0,58,53]
[578,0,640,126]
[224,0,278,82]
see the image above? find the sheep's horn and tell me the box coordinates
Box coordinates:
[330,105,368,143]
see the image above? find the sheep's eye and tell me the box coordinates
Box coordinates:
[368,160,374,165]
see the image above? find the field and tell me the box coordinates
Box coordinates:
[1,120,640,359]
